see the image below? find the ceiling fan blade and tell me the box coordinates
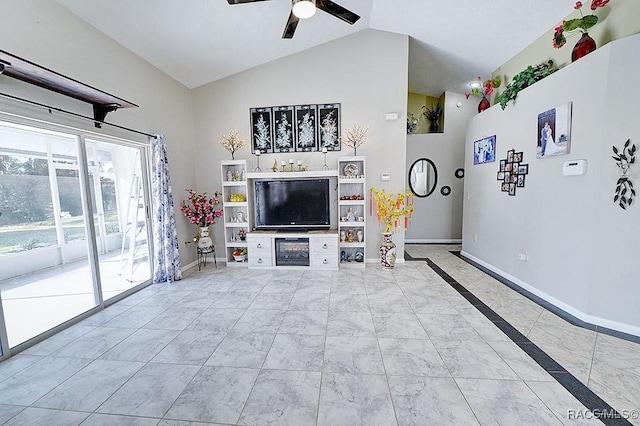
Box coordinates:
[282,11,300,39]
[316,0,360,25]
[227,0,270,4]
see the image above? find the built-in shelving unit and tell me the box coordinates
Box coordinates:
[337,156,366,267]
[221,160,249,266]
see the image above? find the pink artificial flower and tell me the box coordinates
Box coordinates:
[574,1,582,9]
[215,210,223,217]
[465,92,470,99]
[484,85,494,97]
[590,0,609,10]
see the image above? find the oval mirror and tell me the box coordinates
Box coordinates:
[408,158,437,197]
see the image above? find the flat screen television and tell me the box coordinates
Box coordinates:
[254,179,331,230]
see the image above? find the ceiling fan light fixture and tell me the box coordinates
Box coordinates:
[292,0,316,19]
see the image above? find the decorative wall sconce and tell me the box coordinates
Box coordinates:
[612,139,636,210]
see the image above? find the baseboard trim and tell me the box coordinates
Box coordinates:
[406,239,462,244]
[460,250,640,339]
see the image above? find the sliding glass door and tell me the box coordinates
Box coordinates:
[86,139,151,302]
[0,121,152,349]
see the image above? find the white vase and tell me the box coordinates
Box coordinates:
[198,226,213,251]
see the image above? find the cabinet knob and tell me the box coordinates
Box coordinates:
[323,259,328,264]
[322,243,328,249]
[257,243,262,248]
[257,258,263,263]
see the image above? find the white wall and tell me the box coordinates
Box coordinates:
[406,91,477,242]
[463,34,640,336]
[191,29,409,261]
[0,0,198,265]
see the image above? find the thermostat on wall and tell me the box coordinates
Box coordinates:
[562,159,587,176]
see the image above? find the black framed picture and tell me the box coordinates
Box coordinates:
[501,182,509,192]
[497,171,505,180]
[295,105,318,152]
[500,160,506,171]
[250,107,273,153]
[514,152,523,163]
[507,149,515,163]
[508,183,516,196]
[517,175,526,187]
[518,164,529,175]
[318,103,341,151]
[272,106,295,153]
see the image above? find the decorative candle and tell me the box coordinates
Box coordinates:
[255,150,261,156]
[322,147,328,153]
[297,160,302,166]
[289,159,294,164]
[281,160,286,166]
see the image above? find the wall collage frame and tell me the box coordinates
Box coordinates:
[497,149,529,196]
[250,103,341,154]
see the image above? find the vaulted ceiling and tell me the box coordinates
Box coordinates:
[56,0,571,96]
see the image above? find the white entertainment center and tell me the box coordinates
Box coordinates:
[220,157,366,270]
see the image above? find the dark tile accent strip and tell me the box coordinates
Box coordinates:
[450,251,640,344]
[426,258,630,426]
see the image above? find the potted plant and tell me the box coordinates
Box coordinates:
[232,247,247,262]
[495,60,557,110]
[422,103,443,132]
[465,76,501,113]
[553,0,611,62]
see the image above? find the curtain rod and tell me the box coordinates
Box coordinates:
[0,92,156,138]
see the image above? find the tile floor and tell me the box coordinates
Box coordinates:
[0,245,638,425]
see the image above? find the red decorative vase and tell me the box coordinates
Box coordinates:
[572,32,596,62]
[478,96,490,113]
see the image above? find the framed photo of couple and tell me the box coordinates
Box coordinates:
[537,102,572,159]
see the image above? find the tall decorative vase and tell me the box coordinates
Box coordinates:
[572,32,596,62]
[478,96,490,113]
[379,232,397,270]
[429,120,439,133]
[198,226,213,251]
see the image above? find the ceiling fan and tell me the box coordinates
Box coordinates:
[227,0,361,39]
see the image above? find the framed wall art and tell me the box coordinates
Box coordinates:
[272,105,295,153]
[250,107,273,153]
[473,135,496,165]
[537,102,572,159]
[318,103,341,151]
[295,105,318,152]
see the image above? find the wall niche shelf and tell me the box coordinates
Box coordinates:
[0,49,138,127]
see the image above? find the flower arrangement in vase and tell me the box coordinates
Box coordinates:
[422,103,442,133]
[370,188,415,233]
[181,189,223,251]
[553,0,610,61]
[465,76,501,113]
[181,190,223,226]
[370,187,414,270]
[407,113,418,134]
[219,130,246,160]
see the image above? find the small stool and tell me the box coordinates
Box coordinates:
[197,245,216,270]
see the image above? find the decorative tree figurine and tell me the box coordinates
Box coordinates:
[341,123,368,155]
[219,130,246,160]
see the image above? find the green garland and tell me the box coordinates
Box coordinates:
[496,60,558,110]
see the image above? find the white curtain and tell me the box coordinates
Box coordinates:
[150,134,182,283]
